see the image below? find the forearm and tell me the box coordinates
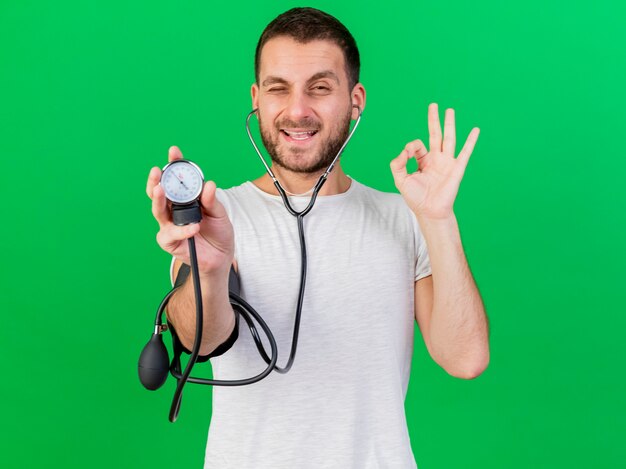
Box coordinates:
[166,268,236,356]
[418,214,490,378]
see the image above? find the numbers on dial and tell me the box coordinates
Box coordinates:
[161,161,203,204]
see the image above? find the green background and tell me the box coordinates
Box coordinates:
[1,0,624,467]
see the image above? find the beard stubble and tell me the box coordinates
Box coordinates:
[259,108,352,174]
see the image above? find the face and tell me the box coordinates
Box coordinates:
[252,36,365,174]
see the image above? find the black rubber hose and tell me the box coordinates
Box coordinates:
[168,237,204,422]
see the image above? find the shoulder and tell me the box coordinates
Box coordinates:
[215,181,253,203]
[215,182,260,215]
[351,179,402,200]
[215,181,285,226]
[350,180,424,241]
[350,179,410,214]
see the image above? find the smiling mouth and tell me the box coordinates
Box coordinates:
[281,129,318,141]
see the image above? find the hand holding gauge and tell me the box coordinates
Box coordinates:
[146,146,234,276]
[142,147,277,422]
[142,104,363,420]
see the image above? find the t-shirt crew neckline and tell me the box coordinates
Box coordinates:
[245,177,359,202]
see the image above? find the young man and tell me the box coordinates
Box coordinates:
[146,7,489,468]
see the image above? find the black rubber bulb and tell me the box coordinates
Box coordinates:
[138,333,170,390]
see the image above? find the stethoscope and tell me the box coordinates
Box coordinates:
[138,105,362,422]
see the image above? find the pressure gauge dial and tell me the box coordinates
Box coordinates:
[161,159,204,204]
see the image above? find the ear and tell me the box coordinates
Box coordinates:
[350,83,366,119]
[251,83,259,110]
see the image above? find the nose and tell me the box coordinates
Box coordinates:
[283,89,313,123]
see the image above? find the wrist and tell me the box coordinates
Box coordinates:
[415,213,462,247]
[193,251,235,281]
[415,212,457,228]
[198,265,231,284]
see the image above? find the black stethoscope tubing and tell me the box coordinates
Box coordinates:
[147,105,362,422]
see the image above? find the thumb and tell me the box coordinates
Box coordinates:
[200,181,227,218]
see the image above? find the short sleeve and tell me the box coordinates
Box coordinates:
[411,213,432,281]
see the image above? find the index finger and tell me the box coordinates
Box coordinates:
[146,166,161,199]
[151,183,172,226]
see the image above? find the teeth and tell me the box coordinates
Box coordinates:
[283,130,316,140]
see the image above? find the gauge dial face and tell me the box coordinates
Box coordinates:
[161,160,204,204]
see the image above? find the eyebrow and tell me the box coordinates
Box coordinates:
[308,70,340,84]
[261,76,288,87]
[261,70,341,87]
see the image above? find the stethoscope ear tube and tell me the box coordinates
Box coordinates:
[248,105,362,217]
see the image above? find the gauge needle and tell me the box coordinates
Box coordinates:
[175,173,189,190]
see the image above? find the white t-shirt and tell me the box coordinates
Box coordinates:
[202,179,431,468]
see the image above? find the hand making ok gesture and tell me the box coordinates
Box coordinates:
[390,103,480,220]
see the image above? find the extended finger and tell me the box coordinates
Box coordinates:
[457,127,480,171]
[151,183,172,226]
[146,166,161,199]
[428,103,442,152]
[443,108,456,155]
[168,145,184,163]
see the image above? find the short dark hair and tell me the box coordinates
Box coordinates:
[255,7,360,89]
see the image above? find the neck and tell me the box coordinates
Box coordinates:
[253,164,351,196]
